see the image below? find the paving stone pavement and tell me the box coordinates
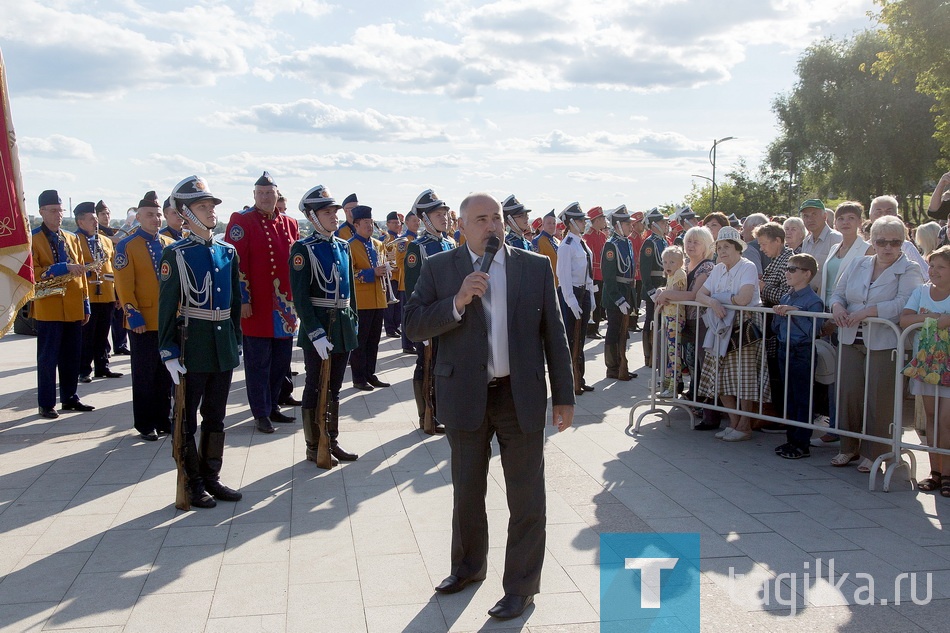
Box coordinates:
[2,326,950,633]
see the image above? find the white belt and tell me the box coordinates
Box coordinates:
[310,297,350,309]
[181,306,231,322]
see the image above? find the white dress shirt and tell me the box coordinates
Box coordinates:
[452,244,510,379]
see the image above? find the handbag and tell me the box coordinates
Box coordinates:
[727,316,763,353]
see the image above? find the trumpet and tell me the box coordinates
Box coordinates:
[380,238,405,306]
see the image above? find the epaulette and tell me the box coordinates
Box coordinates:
[564,235,574,245]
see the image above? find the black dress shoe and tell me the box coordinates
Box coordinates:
[95,370,124,378]
[79,374,92,383]
[367,376,390,388]
[352,382,374,391]
[156,430,170,438]
[205,480,242,502]
[255,417,275,434]
[38,407,59,419]
[488,594,534,620]
[434,574,485,594]
[189,489,217,509]
[402,347,417,354]
[114,347,131,355]
[62,400,95,412]
[269,410,296,423]
[139,431,158,441]
[581,384,594,392]
[277,396,303,407]
[330,443,359,462]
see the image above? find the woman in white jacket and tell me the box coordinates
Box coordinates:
[829,216,923,472]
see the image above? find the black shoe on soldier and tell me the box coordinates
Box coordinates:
[205,481,242,502]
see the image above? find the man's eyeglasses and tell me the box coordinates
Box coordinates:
[874,239,903,248]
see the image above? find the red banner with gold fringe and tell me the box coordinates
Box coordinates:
[0,45,33,337]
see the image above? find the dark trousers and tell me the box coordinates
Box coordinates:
[633,279,643,316]
[558,286,591,386]
[400,292,417,351]
[243,336,293,419]
[182,370,232,440]
[36,320,82,409]
[111,307,128,351]
[350,308,383,384]
[80,302,114,376]
[590,281,604,330]
[130,330,171,434]
[446,379,545,596]
[384,280,401,335]
[604,307,625,373]
[779,345,814,449]
[302,348,349,406]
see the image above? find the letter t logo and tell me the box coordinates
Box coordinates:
[625,558,679,608]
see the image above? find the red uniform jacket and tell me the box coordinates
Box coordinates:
[583,229,607,282]
[225,207,299,338]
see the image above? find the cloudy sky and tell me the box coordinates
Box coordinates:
[3,0,877,220]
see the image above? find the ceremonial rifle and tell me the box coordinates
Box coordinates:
[422,341,435,434]
[314,311,336,469]
[572,316,583,396]
[172,310,190,511]
[618,308,631,381]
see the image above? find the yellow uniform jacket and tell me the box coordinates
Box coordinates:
[30,225,89,322]
[113,228,174,331]
[349,233,387,310]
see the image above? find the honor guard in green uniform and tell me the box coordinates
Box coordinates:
[404,189,454,433]
[639,208,668,367]
[502,195,532,250]
[158,176,243,508]
[672,206,698,248]
[600,206,637,379]
[290,186,360,466]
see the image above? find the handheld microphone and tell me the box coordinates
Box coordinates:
[479,235,501,273]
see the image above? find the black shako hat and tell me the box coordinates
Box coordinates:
[502,194,529,218]
[95,200,108,213]
[38,190,61,207]
[137,191,161,209]
[299,185,341,213]
[342,193,358,206]
[255,171,277,187]
[386,211,399,222]
[412,189,448,214]
[74,201,96,217]
[352,205,373,222]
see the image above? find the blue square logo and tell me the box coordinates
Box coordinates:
[600,533,700,632]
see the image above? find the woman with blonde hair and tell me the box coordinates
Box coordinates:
[916,221,941,259]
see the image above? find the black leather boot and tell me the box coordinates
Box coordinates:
[185,438,216,509]
[327,399,358,461]
[199,431,242,502]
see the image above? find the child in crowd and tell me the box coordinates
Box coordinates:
[771,253,824,459]
[659,246,687,397]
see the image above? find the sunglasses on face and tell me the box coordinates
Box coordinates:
[874,239,902,248]
[785,265,804,273]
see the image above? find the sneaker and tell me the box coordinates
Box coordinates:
[658,389,675,398]
[715,428,730,439]
[722,428,753,442]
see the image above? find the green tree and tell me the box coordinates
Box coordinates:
[684,159,787,218]
[768,30,942,221]
[874,0,950,164]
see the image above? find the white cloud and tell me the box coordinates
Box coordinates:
[250,0,333,21]
[280,0,871,98]
[0,1,266,97]
[521,129,705,158]
[23,169,78,183]
[554,106,580,115]
[19,134,95,160]
[214,99,448,142]
[567,171,638,183]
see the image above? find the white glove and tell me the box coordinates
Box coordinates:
[568,303,581,320]
[164,358,186,385]
[619,301,630,316]
[314,336,334,360]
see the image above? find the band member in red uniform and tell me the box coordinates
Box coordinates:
[583,206,608,338]
[224,171,299,434]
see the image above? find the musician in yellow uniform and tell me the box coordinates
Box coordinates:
[382,211,403,338]
[32,190,93,418]
[74,201,123,383]
[348,205,390,392]
[531,209,560,285]
[114,191,175,440]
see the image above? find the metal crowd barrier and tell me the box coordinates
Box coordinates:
[884,321,950,492]
[628,300,913,491]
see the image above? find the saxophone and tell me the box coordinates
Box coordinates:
[34,244,99,300]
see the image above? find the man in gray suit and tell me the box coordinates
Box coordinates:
[404,193,575,620]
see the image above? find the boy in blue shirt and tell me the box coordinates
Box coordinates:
[771,254,824,458]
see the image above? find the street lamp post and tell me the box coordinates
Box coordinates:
[709,136,736,214]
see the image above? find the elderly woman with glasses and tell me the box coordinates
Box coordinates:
[829,216,924,472]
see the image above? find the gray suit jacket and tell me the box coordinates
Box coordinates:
[404,243,575,433]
